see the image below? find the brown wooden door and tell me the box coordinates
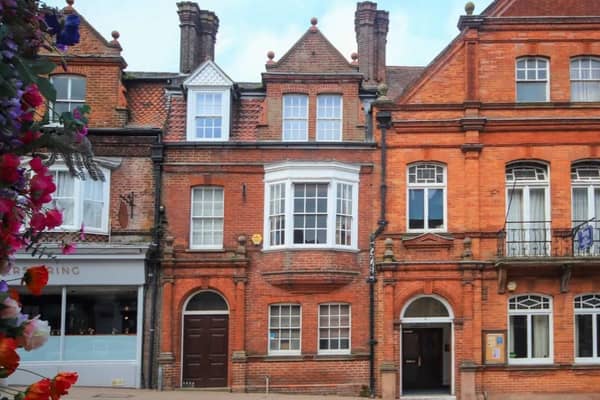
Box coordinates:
[182,314,228,388]
[402,328,443,391]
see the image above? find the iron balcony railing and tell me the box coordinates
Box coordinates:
[499,221,552,257]
[497,220,600,258]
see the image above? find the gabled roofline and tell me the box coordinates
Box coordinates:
[183,59,234,87]
[267,26,355,72]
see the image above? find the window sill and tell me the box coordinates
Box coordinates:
[262,246,359,254]
[186,248,225,253]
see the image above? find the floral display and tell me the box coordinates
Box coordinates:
[0,0,101,397]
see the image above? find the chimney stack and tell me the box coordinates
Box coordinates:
[177,2,219,74]
[355,2,389,84]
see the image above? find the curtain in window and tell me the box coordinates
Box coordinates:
[529,188,547,255]
[83,179,103,229]
[572,82,600,102]
[55,172,74,226]
[573,188,589,223]
[532,315,549,358]
[595,189,600,245]
[506,189,522,256]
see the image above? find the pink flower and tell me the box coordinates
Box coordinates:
[61,243,75,255]
[30,212,46,232]
[29,172,56,207]
[18,317,50,351]
[21,130,41,145]
[0,297,21,319]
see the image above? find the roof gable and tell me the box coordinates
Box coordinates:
[183,60,233,87]
[267,25,356,74]
[483,0,600,17]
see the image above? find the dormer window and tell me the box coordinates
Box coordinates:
[50,75,86,121]
[282,94,308,141]
[190,91,228,140]
[183,61,233,142]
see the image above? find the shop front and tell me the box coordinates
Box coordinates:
[7,246,148,388]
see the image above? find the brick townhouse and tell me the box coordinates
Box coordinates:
[8,0,163,389]
[154,1,400,395]
[371,0,600,399]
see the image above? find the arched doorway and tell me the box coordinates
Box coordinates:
[181,291,229,388]
[400,295,454,396]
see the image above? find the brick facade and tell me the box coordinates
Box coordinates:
[373,1,600,399]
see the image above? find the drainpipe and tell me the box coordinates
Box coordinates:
[147,137,164,388]
[368,110,392,397]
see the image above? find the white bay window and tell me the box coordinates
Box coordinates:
[264,162,359,250]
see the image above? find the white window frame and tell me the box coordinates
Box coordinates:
[571,163,600,255]
[574,294,600,364]
[282,94,308,141]
[49,165,110,234]
[186,88,230,141]
[189,186,224,250]
[316,94,342,142]
[505,163,551,257]
[570,57,600,102]
[268,304,301,356]
[406,163,447,233]
[516,57,550,102]
[263,162,360,250]
[49,75,86,121]
[318,303,351,355]
[507,294,553,365]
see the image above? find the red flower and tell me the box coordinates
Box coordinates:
[22,266,49,295]
[61,243,75,255]
[21,130,41,145]
[50,372,78,400]
[30,212,46,232]
[0,154,21,185]
[30,172,56,207]
[44,209,63,230]
[0,198,15,215]
[0,335,19,378]
[22,83,44,109]
[29,157,47,175]
[24,377,51,400]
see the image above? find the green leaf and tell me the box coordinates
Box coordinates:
[13,56,37,87]
[37,77,56,103]
[27,58,57,75]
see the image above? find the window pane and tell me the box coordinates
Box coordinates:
[428,189,444,229]
[576,314,593,357]
[191,187,224,247]
[517,82,547,102]
[409,189,424,229]
[293,183,328,244]
[64,287,138,361]
[509,315,527,358]
[70,77,86,100]
[52,76,69,99]
[532,315,549,358]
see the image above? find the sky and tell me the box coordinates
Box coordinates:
[45,0,495,82]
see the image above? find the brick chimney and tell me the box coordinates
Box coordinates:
[177,2,219,74]
[355,1,389,84]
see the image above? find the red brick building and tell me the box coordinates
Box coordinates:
[372,0,600,399]
[8,1,163,388]
[155,2,394,395]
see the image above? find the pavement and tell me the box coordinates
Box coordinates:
[60,387,365,400]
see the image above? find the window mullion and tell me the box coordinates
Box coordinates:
[285,181,293,247]
[329,182,336,246]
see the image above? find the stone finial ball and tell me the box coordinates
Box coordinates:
[465,1,475,15]
[351,52,358,61]
[267,51,275,60]
[66,0,74,5]
[310,17,318,26]
[377,83,389,96]
[111,31,120,40]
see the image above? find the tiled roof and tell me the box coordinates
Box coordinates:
[386,66,425,100]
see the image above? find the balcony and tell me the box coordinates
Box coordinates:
[497,221,600,258]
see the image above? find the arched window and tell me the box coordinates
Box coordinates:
[404,297,450,318]
[185,291,228,312]
[571,162,600,255]
[516,57,549,102]
[505,162,550,256]
[574,294,600,361]
[407,163,446,232]
[508,294,553,364]
[570,57,600,102]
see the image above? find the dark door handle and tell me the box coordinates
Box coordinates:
[405,359,417,364]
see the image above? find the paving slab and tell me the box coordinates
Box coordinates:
[61,387,365,400]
